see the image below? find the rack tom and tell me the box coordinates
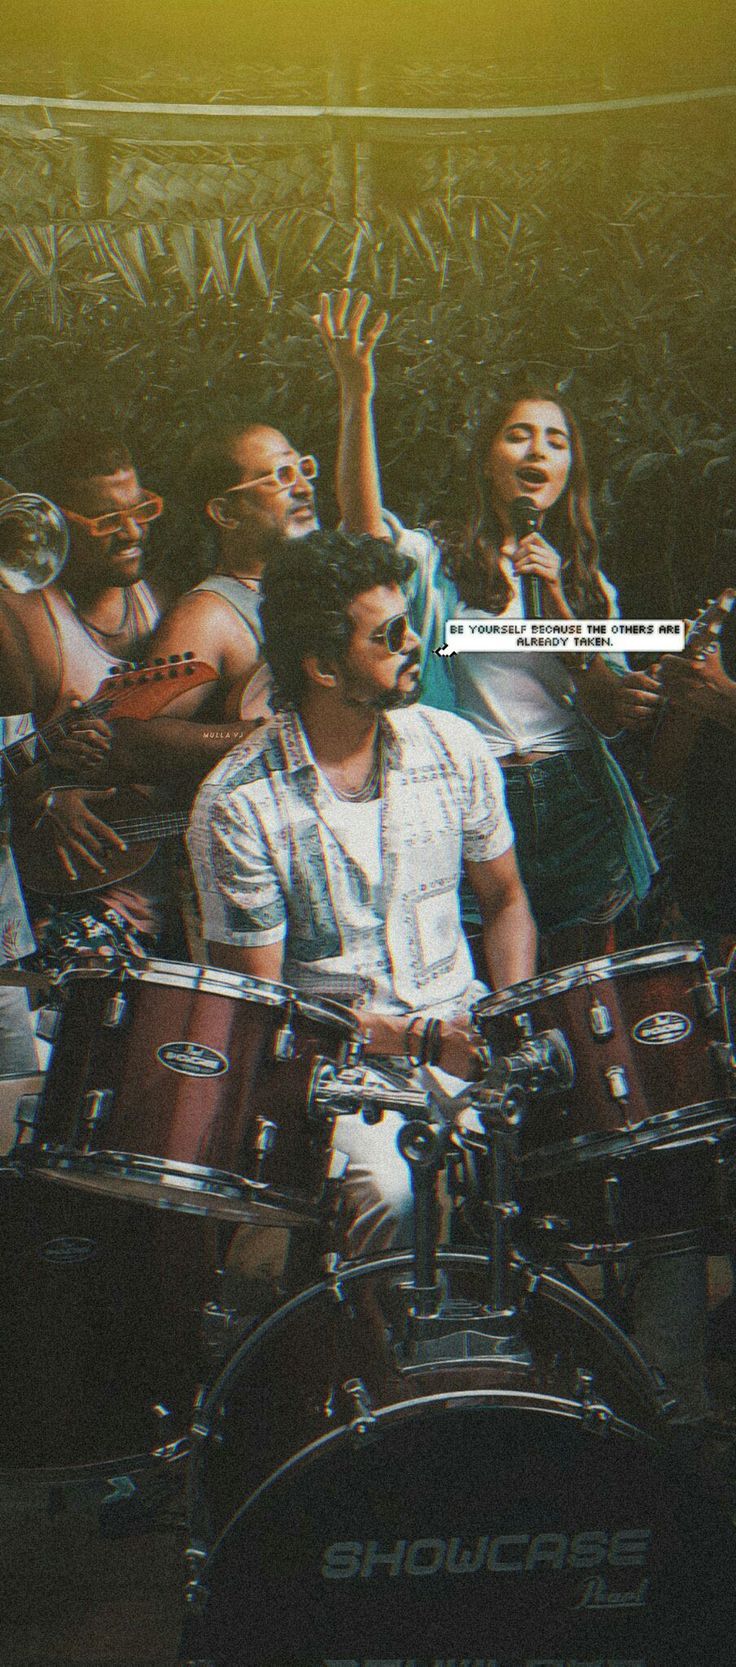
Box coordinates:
[18,959,356,1226]
[473,942,736,1257]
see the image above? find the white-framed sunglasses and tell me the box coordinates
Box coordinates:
[223,455,319,495]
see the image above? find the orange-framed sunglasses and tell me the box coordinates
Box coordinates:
[62,493,164,538]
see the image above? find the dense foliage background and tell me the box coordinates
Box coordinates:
[0,4,734,614]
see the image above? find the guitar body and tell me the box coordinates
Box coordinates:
[5,656,211,897]
[17,785,161,897]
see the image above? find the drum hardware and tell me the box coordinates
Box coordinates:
[183,1540,210,1617]
[605,1064,630,1101]
[477,1027,576,1113]
[589,999,614,1038]
[201,1299,242,1360]
[250,1116,277,1172]
[272,999,296,1061]
[340,1376,377,1440]
[82,1088,114,1135]
[693,975,720,1020]
[306,1059,434,1123]
[512,1008,534,1038]
[604,1173,623,1237]
[710,1039,736,1078]
[575,1365,610,1428]
[35,1004,61,1043]
[14,1092,41,1133]
[397,1117,532,1368]
[103,992,128,1028]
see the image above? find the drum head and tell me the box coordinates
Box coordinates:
[183,1394,734,1666]
[182,1251,736,1666]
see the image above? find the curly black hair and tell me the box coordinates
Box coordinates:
[260,530,416,709]
[39,425,135,506]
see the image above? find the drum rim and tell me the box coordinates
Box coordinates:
[191,1385,654,1587]
[58,955,357,1036]
[189,1248,667,1445]
[474,939,707,1017]
[25,1149,323,1225]
[516,1098,736,1172]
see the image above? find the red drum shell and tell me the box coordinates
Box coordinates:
[471,942,736,1256]
[474,941,734,1145]
[25,960,355,1225]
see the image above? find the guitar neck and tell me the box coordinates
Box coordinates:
[1,654,216,783]
[1,705,108,779]
[109,808,191,842]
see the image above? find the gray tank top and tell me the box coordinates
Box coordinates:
[193,574,263,646]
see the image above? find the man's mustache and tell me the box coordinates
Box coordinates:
[401,649,421,671]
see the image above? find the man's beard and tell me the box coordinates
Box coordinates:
[342,652,422,711]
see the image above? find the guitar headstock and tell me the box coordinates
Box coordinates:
[94,653,217,718]
[684,589,736,656]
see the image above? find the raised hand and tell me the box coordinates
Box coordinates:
[314,289,388,401]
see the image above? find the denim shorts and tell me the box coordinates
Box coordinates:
[501,749,633,933]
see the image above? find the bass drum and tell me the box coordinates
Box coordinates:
[181,1250,734,1667]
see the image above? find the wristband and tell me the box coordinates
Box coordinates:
[405,1014,424,1063]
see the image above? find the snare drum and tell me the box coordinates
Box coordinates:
[180,1249,734,1667]
[473,941,736,1257]
[19,959,356,1225]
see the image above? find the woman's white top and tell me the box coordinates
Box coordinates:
[451,557,618,758]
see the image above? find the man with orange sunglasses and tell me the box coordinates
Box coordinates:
[0,427,180,967]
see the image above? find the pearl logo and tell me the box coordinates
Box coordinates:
[632,1012,692,1046]
[157,1041,229,1076]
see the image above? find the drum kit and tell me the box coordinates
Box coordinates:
[3,939,736,1665]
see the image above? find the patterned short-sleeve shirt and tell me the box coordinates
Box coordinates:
[187,704,514,1015]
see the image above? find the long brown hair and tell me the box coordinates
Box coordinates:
[445,389,610,619]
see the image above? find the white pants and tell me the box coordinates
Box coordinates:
[332,1107,415,1256]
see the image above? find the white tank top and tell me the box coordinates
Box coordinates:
[41,584,160,714]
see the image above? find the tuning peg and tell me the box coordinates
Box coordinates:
[182,651,194,661]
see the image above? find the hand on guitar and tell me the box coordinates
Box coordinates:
[31,787,127,883]
[45,700,113,776]
[609,667,663,731]
[659,643,736,727]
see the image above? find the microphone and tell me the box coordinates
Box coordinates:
[511,495,543,619]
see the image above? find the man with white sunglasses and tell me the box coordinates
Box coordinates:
[148,425,321,723]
